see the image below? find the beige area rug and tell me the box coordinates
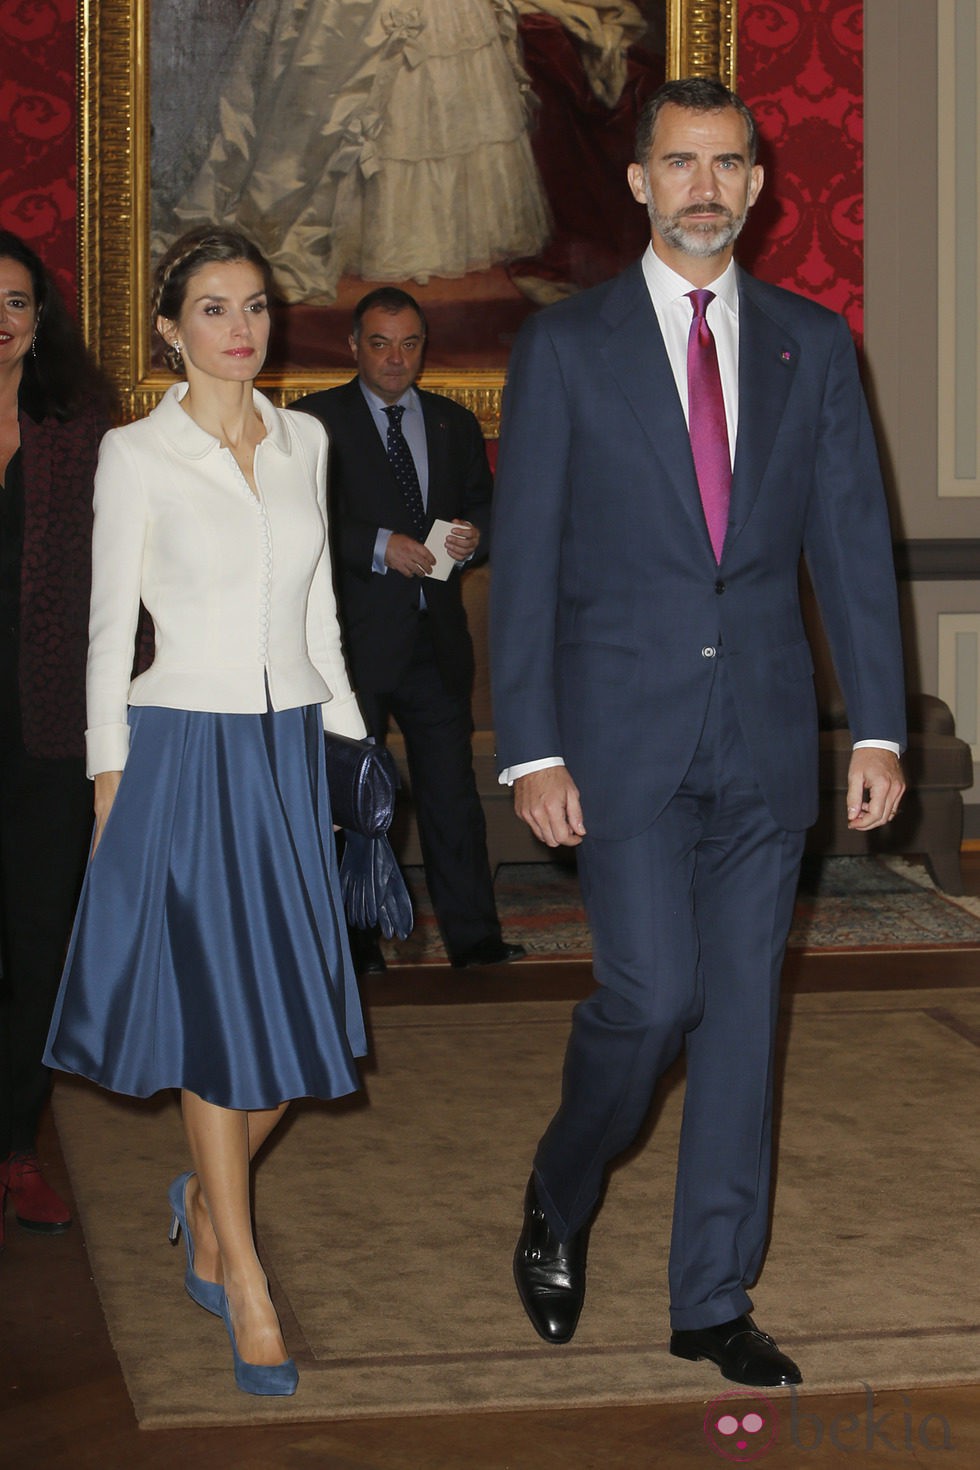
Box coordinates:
[52,988,980,1428]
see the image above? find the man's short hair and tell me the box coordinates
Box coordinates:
[635,77,759,167]
[351,287,428,342]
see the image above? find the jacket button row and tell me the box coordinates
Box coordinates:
[715,579,726,594]
[702,646,716,659]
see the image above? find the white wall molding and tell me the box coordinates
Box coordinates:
[938,0,980,497]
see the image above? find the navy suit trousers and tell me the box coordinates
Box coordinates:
[534,660,806,1330]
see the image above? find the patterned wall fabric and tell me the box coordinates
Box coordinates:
[0,0,78,307]
[737,0,865,338]
[0,2,864,335]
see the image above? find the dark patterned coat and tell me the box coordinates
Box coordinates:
[17,390,109,760]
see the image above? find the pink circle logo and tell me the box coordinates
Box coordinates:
[704,1390,780,1461]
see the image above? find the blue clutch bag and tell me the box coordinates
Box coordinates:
[323,731,399,836]
[324,733,413,941]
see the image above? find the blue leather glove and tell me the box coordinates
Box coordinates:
[340,831,413,940]
[371,832,414,940]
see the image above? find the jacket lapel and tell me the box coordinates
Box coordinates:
[343,379,425,539]
[417,392,451,522]
[18,408,54,591]
[342,378,395,478]
[598,264,712,550]
[728,272,799,549]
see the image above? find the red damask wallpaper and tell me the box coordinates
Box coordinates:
[0,1,864,336]
[738,0,865,337]
[0,0,78,307]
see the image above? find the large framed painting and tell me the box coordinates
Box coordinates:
[79,0,737,429]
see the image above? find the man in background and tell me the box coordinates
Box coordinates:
[294,289,525,973]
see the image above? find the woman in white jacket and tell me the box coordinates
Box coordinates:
[45,228,368,1397]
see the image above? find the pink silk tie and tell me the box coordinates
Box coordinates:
[686,289,731,563]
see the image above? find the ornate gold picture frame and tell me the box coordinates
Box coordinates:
[79,1,737,428]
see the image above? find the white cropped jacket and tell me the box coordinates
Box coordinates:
[85,383,366,776]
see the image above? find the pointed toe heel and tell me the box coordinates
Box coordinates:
[167,1172,225,1317]
[219,1296,298,1397]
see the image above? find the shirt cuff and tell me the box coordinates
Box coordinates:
[498,756,565,786]
[852,739,901,757]
[86,722,131,779]
[372,528,392,575]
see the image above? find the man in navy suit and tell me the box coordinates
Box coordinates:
[490,78,906,1386]
[294,290,524,971]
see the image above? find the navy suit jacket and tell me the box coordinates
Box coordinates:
[490,261,906,838]
[293,377,492,696]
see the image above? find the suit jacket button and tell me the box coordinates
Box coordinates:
[702,646,716,658]
[715,579,726,594]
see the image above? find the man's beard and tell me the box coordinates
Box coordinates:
[646,185,749,260]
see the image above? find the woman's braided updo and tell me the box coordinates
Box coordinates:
[152,227,274,374]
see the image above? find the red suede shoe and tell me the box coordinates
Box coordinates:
[0,1152,72,1233]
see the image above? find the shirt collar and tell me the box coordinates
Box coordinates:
[358,379,420,417]
[641,243,739,318]
[150,381,289,458]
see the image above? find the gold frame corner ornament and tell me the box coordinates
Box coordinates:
[670,0,739,86]
[78,0,737,431]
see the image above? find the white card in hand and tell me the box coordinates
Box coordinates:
[423,519,459,581]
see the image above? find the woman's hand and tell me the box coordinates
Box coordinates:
[91,770,123,858]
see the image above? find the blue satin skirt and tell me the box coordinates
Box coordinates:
[44,704,366,1110]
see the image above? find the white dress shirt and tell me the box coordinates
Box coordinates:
[499,246,896,785]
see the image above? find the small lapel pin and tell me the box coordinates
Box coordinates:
[780,350,792,364]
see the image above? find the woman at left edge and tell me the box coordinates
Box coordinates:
[44,226,368,1397]
[0,232,114,1249]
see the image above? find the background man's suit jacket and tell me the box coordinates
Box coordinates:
[294,378,492,697]
[490,261,907,839]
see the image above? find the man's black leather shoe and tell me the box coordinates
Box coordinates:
[513,1175,586,1344]
[670,1314,802,1387]
[451,937,526,969]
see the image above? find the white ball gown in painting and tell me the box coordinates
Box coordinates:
[169,0,551,302]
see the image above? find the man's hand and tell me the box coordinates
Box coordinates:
[845,747,905,830]
[445,519,480,562]
[385,533,436,579]
[514,767,587,848]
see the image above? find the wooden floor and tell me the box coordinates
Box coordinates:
[3,858,980,1469]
